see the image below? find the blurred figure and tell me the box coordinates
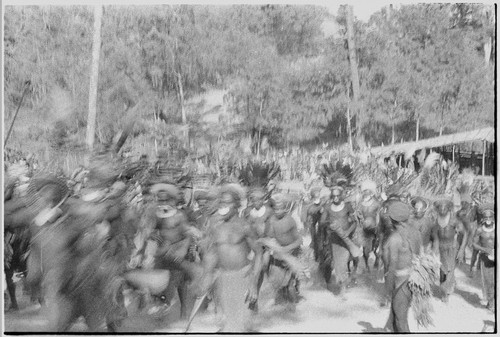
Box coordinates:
[432,199,468,303]
[320,186,361,297]
[409,197,438,254]
[306,188,322,261]
[263,193,303,305]
[198,186,260,332]
[383,201,422,333]
[472,203,495,312]
[357,180,382,272]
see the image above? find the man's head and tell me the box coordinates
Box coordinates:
[323,176,333,188]
[107,181,127,199]
[249,188,266,210]
[387,201,411,225]
[360,180,377,202]
[271,193,288,219]
[433,199,454,217]
[194,190,211,209]
[218,186,241,221]
[331,186,344,205]
[310,188,321,205]
[411,197,428,219]
[433,199,454,228]
[400,191,411,204]
[480,203,495,228]
[151,183,180,208]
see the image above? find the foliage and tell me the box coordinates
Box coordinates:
[3,4,495,165]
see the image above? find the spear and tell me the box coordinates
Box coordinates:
[4,81,31,148]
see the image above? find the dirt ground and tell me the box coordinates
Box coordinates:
[4,245,495,333]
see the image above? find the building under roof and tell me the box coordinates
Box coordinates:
[369,127,495,158]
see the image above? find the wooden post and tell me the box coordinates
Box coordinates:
[4,82,30,148]
[86,5,103,150]
[482,140,486,176]
[452,145,455,163]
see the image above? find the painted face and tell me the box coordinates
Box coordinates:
[434,201,452,217]
[251,196,265,210]
[324,177,333,188]
[311,191,321,205]
[482,210,495,227]
[218,193,237,220]
[197,198,208,208]
[400,192,411,204]
[331,189,343,205]
[413,201,426,219]
[158,197,176,208]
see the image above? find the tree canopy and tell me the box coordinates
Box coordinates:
[3,4,495,157]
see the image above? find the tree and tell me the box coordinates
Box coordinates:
[345,5,361,149]
[86,5,103,150]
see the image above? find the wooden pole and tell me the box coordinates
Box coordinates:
[452,145,455,163]
[4,82,30,148]
[86,5,103,150]
[482,140,486,176]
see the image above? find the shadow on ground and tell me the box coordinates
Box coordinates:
[453,288,484,309]
[357,320,387,333]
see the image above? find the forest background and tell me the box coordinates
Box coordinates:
[3,3,495,170]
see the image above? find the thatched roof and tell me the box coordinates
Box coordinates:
[369,127,495,158]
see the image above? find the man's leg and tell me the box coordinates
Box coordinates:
[331,244,350,296]
[216,268,252,332]
[391,281,411,333]
[470,248,479,275]
[481,259,495,311]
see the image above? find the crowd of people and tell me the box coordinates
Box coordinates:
[3,147,496,333]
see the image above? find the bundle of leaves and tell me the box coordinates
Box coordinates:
[408,253,441,328]
[406,152,460,200]
[353,159,388,191]
[470,178,495,205]
[239,160,281,188]
[320,160,354,188]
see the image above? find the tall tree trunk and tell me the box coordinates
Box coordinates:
[177,72,186,125]
[176,72,188,146]
[346,104,353,152]
[416,116,420,141]
[391,122,395,145]
[86,5,103,151]
[484,36,492,66]
[257,98,264,157]
[439,107,444,136]
[346,5,362,138]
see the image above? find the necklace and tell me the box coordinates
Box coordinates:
[483,225,495,233]
[331,202,345,212]
[250,207,266,218]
